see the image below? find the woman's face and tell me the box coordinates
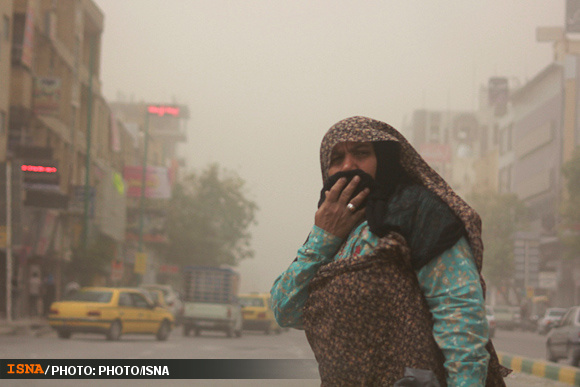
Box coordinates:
[327,141,377,179]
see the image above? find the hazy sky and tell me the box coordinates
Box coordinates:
[93,0,564,292]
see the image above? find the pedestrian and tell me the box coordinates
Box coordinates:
[11,277,19,320]
[28,272,41,317]
[42,273,56,317]
[64,279,81,298]
[271,117,510,386]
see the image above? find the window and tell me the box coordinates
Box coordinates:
[499,166,511,194]
[0,111,5,135]
[561,308,575,326]
[131,293,150,308]
[3,16,9,40]
[480,126,488,155]
[67,290,112,303]
[499,126,512,155]
[430,125,440,142]
[118,293,132,307]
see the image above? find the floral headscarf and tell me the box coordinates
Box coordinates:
[319,116,484,275]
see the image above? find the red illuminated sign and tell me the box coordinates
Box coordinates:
[147,105,180,117]
[21,164,58,173]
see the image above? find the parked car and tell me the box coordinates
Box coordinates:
[485,305,496,339]
[141,284,183,325]
[546,306,580,366]
[48,287,174,341]
[538,308,568,335]
[492,305,521,330]
[239,293,282,334]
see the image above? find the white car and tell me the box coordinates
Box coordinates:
[538,308,567,335]
[486,306,496,339]
[141,284,183,325]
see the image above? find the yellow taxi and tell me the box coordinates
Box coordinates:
[48,287,174,341]
[239,293,281,334]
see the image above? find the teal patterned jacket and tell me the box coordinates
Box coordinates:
[271,222,490,387]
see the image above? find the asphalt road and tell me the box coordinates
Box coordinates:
[0,326,573,386]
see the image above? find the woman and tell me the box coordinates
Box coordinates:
[271,117,509,386]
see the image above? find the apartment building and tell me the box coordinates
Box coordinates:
[109,101,188,285]
[405,108,479,198]
[0,1,12,161]
[2,0,120,317]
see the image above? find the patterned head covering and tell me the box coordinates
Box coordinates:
[319,116,484,273]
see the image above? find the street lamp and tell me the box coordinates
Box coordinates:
[5,159,12,322]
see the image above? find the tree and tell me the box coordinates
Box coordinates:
[561,147,580,259]
[466,190,527,302]
[165,163,258,267]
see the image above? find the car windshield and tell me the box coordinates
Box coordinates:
[239,297,265,307]
[64,290,113,303]
[548,309,566,317]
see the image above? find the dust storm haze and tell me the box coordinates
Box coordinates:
[93,0,564,293]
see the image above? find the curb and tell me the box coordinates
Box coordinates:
[0,320,53,337]
[497,351,580,386]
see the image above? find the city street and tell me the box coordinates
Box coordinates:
[0,325,573,386]
[493,328,548,361]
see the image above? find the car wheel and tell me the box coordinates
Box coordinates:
[182,325,191,337]
[546,341,558,362]
[156,320,171,341]
[194,328,201,337]
[567,345,580,367]
[106,320,122,341]
[57,330,72,339]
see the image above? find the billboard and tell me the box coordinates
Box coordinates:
[20,2,35,68]
[33,77,62,115]
[126,209,168,244]
[123,165,171,199]
[21,160,60,186]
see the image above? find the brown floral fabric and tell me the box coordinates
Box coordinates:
[304,232,448,386]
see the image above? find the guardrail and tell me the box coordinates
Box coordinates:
[497,351,580,385]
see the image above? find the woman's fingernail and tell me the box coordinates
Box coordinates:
[352,175,360,182]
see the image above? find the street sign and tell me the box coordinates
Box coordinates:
[134,252,147,274]
[514,232,540,288]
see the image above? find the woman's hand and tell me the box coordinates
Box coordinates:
[315,175,370,239]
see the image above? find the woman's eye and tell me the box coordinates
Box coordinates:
[330,156,342,165]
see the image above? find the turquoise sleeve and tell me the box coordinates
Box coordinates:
[416,236,490,386]
[270,225,343,329]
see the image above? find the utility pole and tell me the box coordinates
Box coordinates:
[5,160,12,322]
[133,108,151,283]
[82,37,95,249]
[138,111,150,253]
